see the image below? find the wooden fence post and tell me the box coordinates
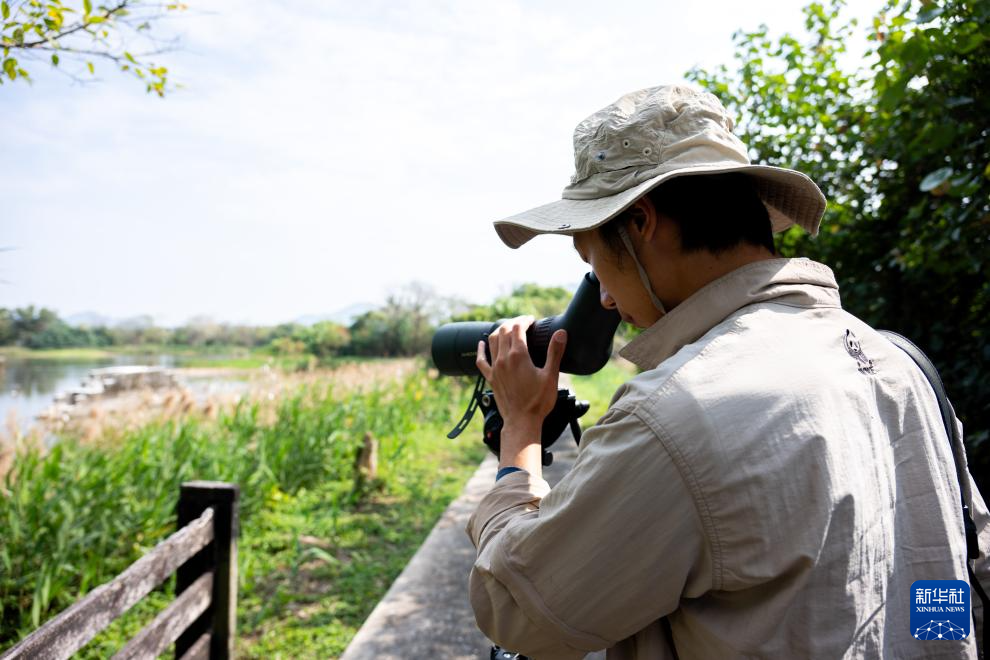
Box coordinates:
[174,481,239,660]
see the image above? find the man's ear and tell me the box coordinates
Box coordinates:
[629,196,658,242]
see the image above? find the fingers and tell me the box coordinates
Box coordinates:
[511,318,529,349]
[492,316,534,360]
[489,328,502,363]
[544,329,568,375]
[479,316,538,381]
[476,340,492,380]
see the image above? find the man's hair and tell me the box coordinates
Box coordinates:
[598,173,775,261]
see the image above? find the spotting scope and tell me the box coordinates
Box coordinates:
[431,272,622,377]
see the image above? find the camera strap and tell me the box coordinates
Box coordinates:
[879,329,988,650]
[447,374,486,439]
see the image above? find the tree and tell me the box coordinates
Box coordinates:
[11,305,58,340]
[347,310,398,357]
[24,319,107,348]
[0,308,15,344]
[295,321,350,359]
[344,283,442,357]
[0,0,185,96]
[687,0,989,489]
[452,283,573,323]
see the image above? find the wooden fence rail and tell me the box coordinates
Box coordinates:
[1,481,239,660]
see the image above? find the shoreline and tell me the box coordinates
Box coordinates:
[1,358,420,457]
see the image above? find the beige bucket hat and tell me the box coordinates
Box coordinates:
[494,84,827,249]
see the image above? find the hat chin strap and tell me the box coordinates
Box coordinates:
[617,223,667,315]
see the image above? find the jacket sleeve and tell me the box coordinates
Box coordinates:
[465,404,713,659]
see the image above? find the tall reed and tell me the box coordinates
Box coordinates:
[0,367,466,648]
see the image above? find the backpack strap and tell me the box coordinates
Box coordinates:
[879,329,988,652]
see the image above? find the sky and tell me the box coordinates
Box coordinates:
[1,0,884,327]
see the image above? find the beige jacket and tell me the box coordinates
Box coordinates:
[466,258,990,659]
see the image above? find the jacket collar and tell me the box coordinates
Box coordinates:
[618,258,841,371]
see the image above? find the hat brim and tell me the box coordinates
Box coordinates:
[493,163,827,249]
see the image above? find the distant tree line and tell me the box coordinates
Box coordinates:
[0,282,587,358]
[0,307,115,349]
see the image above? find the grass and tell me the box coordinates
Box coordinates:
[0,357,631,658]
[0,347,117,361]
[176,353,285,369]
[0,345,401,372]
[234,421,482,658]
[0,344,269,368]
[0,366,484,658]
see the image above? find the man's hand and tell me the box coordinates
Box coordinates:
[475,315,567,476]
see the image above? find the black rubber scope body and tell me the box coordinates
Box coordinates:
[431,272,622,377]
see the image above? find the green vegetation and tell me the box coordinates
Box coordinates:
[451,283,641,342]
[3,281,584,363]
[688,0,989,492]
[0,346,116,361]
[0,367,485,657]
[0,352,630,657]
[0,0,181,95]
[452,283,574,322]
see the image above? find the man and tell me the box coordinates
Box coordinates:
[467,84,990,659]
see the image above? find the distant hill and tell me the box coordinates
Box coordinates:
[62,303,378,329]
[64,311,115,328]
[294,303,375,327]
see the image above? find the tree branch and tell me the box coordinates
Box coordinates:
[13,1,131,49]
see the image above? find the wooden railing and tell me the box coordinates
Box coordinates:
[1,481,240,660]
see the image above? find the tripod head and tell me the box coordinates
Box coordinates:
[478,387,590,466]
[445,372,589,465]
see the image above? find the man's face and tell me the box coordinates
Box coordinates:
[572,229,663,329]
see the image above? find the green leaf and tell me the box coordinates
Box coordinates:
[12,26,22,45]
[1,2,8,20]
[3,56,16,80]
[86,61,94,75]
[30,590,41,628]
[86,15,104,24]
[83,0,91,15]
[50,52,58,66]
[878,77,908,111]
[957,31,985,54]
[919,167,953,192]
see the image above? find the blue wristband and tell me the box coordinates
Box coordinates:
[496,466,526,482]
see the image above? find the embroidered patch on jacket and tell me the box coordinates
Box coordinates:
[844,329,877,374]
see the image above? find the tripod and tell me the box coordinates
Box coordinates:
[447,375,590,467]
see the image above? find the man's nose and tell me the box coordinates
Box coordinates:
[600,283,617,310]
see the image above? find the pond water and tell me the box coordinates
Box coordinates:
[0,354,245,434]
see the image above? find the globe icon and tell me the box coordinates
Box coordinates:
[913,620,967,640]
